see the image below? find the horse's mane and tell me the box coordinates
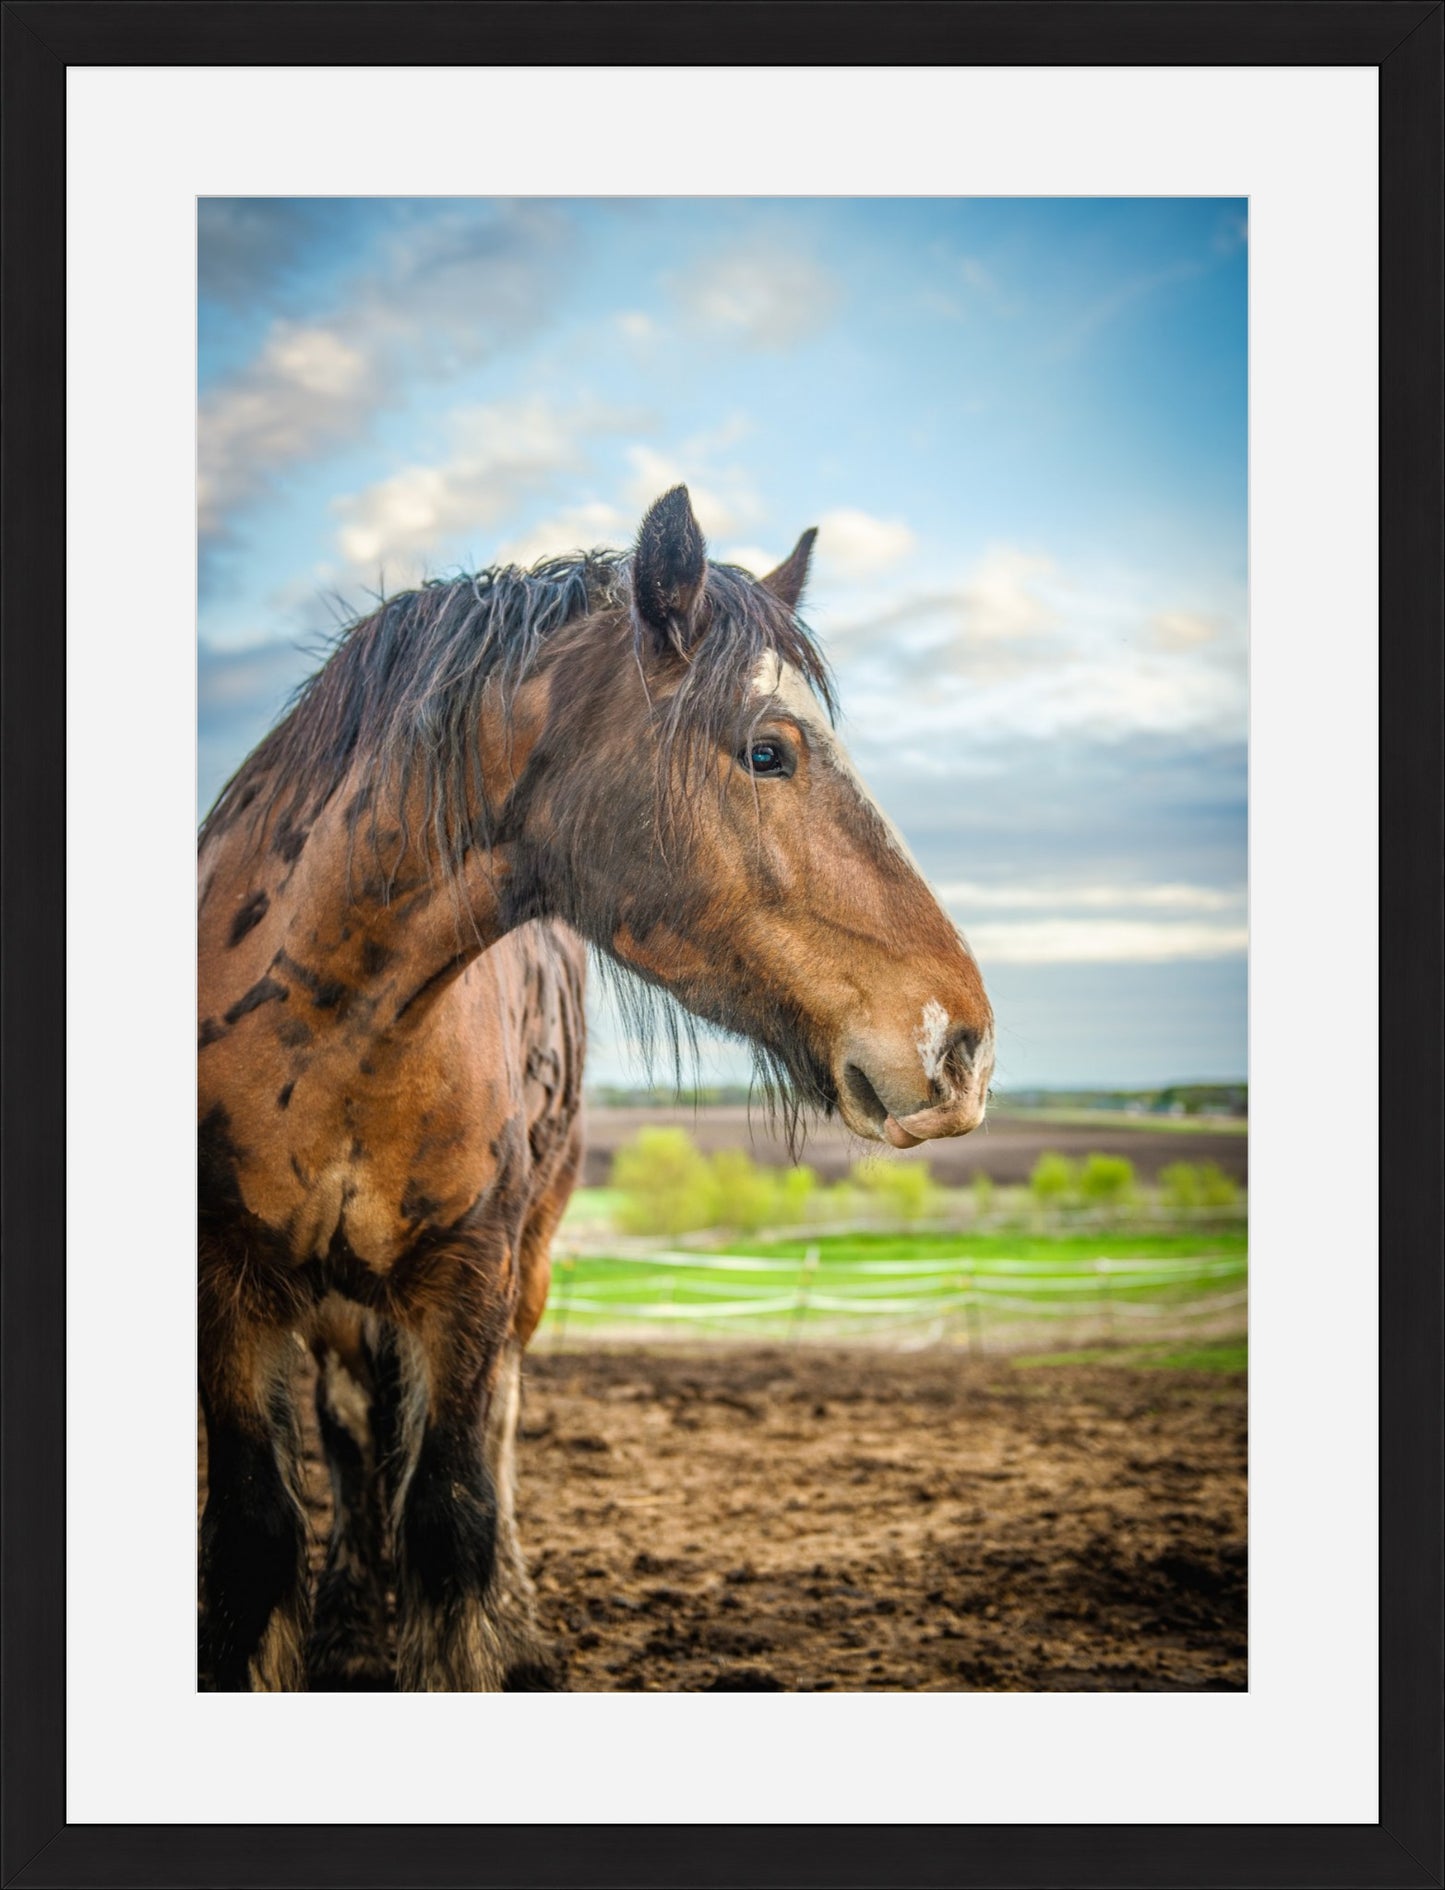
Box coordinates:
[200,549,834,868]
[201,546,837,1139]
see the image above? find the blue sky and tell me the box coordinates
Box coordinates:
[199,197,1247,1090]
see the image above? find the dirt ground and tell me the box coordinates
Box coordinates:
[581,1105,1249,1189]
[216,1346,1246,1692]
[519,1349,1246,1692]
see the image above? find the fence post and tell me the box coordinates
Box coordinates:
[1096,1258,1115,1347]
[960,1271,982,1356]
[790,1245,819,1345]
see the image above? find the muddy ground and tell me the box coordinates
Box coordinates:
[220,1346,1246,1692]
[580,1105,1248,1189]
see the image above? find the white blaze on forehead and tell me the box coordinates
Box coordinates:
[749,654,922,869]
[915,998,950,1081]
[751,651,823,723]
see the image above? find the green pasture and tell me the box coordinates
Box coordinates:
[539,1224,1247,1346]
[1013,1339,1248,1373]
[735,1227,1246,1266]
[562,1187,626,1227]
[550,1131,1248,1350]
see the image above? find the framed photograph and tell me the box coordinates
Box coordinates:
[3,3,1439,1885]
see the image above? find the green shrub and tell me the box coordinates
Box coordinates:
[1158,1160,1202,1209]
[709,1148,779,1234]
[1158,1160,1240,1210]
[775,1163,820,1225]
[1079,1153,1137,1207]
[611,1127,719,1236]
[817,1179,864,1224]
[852,1156,939,1223]
[1196,1161,1240,1208]
[1029,1152,1077,1207]
[610,1131,827,1236]
[971,1170,996,1218]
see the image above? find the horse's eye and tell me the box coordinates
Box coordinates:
[741,739,791,777]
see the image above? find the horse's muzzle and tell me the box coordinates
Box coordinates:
[882,1095,988,1147]
[837,1018,994,1145]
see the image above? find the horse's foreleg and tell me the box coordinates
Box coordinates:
[392,1330,509,1693]
[484,1148,581,1689]
[307,1311,392,1689]
[198,1273,309,1692]
[483,1341,562,1689]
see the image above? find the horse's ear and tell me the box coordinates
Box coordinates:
[633,486,707,648]
[761,528,818,610]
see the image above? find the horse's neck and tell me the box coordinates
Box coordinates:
[199,775,507,1056]
[198,783,529,1261]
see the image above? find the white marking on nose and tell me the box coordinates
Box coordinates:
[915,998,950,1082]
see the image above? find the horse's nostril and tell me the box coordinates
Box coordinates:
[843,1062,889,1126]
[948,1024,982,1065]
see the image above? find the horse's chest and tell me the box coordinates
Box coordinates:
[289,1153,398,1270]
[228,1085,508,1276]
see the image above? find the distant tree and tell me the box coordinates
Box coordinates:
[1029,1152,1077,1207]
[852,1156,940,1223]
[1158,1160,1202,1210]
[1195,1161,1240,1207]
[1079,1153,1137,1207]
[775,1164,819,1225]
[708,1148,779,1234]
[971,1170,996,1219]
[611,1127,719,1236]
[611,1131,828,1237]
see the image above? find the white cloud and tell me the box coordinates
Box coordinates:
[963,918,1248,966]
[329,409,777,585]
[815,508,916,577]
[936,878,1248,964]
[199,324,375,538]
[826,543,1246,745]
[719,545,781,577]
[674,244,840,350]
[616,310,658,342]
[331,398,628,579]
[495,501,631,569]
[1015,652,1242,739]
[1152,609,1219,650]
[956,547,1059,642]
[833,546,1056,653]
[939,880,1242,915]
[199,202,563,547]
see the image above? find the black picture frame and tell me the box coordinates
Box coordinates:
[3,4,1440,1885]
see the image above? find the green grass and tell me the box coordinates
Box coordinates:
[541,1224,1247,1344]
[739,1228,1247,1264]
[561,1187,626,1225]
[1012,1339,1248,1373]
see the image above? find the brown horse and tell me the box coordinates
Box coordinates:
[197,487,994,1691]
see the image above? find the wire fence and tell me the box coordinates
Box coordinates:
[539,1244,1248,1353]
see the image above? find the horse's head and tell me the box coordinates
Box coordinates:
[511,487,994,1147]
